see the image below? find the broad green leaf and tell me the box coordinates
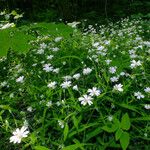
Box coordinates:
[62,143,85,150]
[120,131,130,150]
[34,146,50,150]
[64,123,69,141]
[0,27,34,56]
[121,113,131,130]
[115,128,123,141]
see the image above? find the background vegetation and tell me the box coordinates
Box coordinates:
[0,0,150,150]
[0,0,150,22]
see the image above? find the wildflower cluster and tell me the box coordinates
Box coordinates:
[0,18,150,149]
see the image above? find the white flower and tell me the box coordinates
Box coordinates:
[43,64,53,72]
[61,81,71,89]
[47,81,57,89]
[1,81,7,87]
[73,73,81,80]
[129,50,136,55]
[16,76,24,83]
[83,67,92,75]
[62,76,72,81]
[93,42,99,47]
[54,37,62,42]
[40,43,47,49]
[97,46,104,51]
[110,76,119,82]
[62,61,66,65]
[27,106,32,112]
[47,55,54,60]
[105,59,112,65]
[46,101,52,107]
[143,41,150,47]
[87,87,101,96]
[10,126,29,144]
[120,72,125,76]
[130,54,137,58]
[67,21,80,28]
[130,60,142,68]
[58,120,64,128]
[104,40,110,45]
[109,66,117,74]
[144,87,150,93]
[108,115,113,121]
[73,85,78,91]
[78,95,93,106]
[53,68,60,74]
[56,101,61,106]
[10,93,14,98]
[32,63,37,67]
[52,47,59,52]
[1,23,15,30]
[37,49,44,54]
[113,84,123,92]
[144,104,150,110]
[134,92,144,99]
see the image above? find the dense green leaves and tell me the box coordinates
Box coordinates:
[1,0,150,21]
[0,23,73,56]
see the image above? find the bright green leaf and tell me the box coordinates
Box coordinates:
[72,116,78,130]
[64,123,69,141]
[121,113,131,130]
[115,128,123,141]
[120,131,130,150]
[102,124,118,133]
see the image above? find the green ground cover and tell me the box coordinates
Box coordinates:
[0,17,150,150]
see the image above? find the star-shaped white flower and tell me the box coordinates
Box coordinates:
[10,126,29,144]
[78,95,93,106]
[87,87,101,96]
[113,84,123,92]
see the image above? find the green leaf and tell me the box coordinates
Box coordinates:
[64,123,69,141]
[34,146,50,150]
[102,124,118,133]
[0,27,34,56]
[115,128,123,141]
[120,131,130,150]
[121,113,131,130]
[62,143,85,150]
[29,133,37,144]
[72,116,78,130]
